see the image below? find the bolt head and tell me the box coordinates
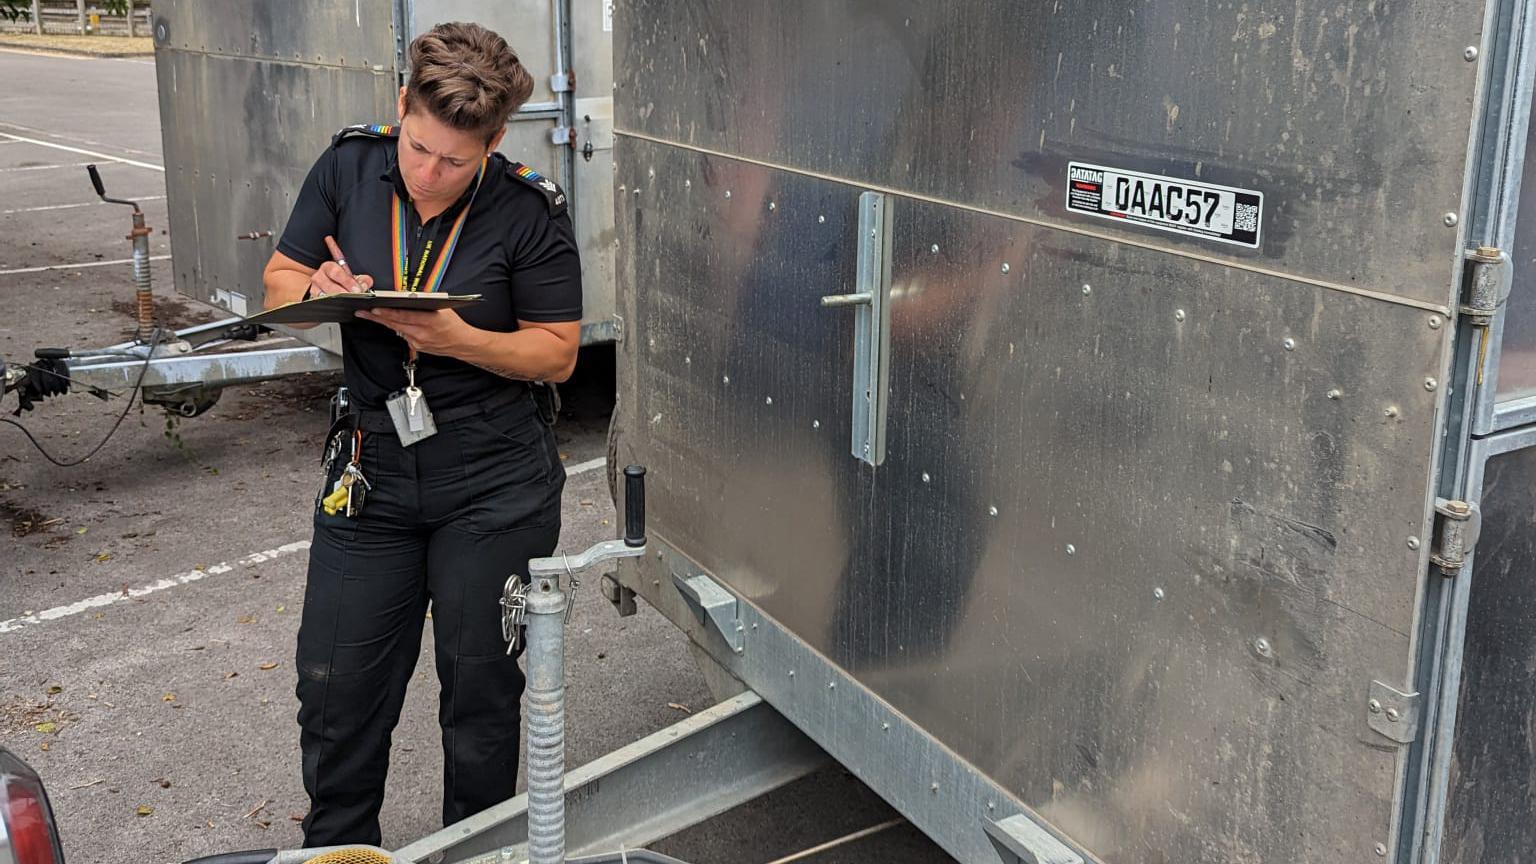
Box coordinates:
[1375,842,1388,857]
[1081,284,1092,295]
[1407,536,1421,551]
[724,190,732,198]
[1444,212,1459,227]
[1001,263,1011,274]
[1385,406,1399,418]
[1424,378,1438,391]
[988,505,999,517]
[1174,309,1186,322]
[1429,316,1442,330]
[1254,637,1274,657]
[1386,708,1401,722]
[767,201,776,211]
[1066,544,1076,556]
[722,376,730,384]
[1464,45,1479,61]
[1369,698,1383,714]
[1283,338,1296,351]
[1153,587,1165,600]
[765,396,773,405]
[812,420,820,429]
[818,215,826,223]
[921,472,931,483]
[930,244,940,254]
[1327,388,1342,400]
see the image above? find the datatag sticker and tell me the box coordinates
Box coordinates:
[1066,162,1263,249]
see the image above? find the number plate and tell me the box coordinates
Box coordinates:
[1066,162,1264,249]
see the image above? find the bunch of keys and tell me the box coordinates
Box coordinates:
[321,430,371,517]
[500,575,527,654]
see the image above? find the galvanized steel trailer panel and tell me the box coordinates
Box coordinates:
[150,0,616,346]
[610,1,1512,862]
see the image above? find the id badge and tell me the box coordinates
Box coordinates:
[385,386,438,446]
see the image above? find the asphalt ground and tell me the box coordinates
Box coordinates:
[0,49,949,864]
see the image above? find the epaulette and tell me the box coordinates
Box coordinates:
[331,123,398,147]
[509,162,567,216]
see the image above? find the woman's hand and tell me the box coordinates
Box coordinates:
[355,307,477,358]
[309,262,373,296]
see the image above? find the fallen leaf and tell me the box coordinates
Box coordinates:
[136,805,153,817]
[225,672,238,680]
[46,685,62,695]
[94,552,112,563]
[275,605,285,613]
[666,703,692,715]
[34,721,57,734]
[258,662,279,671]
[76,527,87,535]
[162,693,176,702]
[236,614,257,625]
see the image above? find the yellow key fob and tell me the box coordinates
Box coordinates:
[322,486,350,516]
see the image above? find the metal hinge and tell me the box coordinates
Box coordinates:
[1367,681,1422,745]
[1429,497,1481,577]
[1460,246,1511,326]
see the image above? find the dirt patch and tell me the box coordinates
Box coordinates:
[1,498,62,538]
[225,372,344,420]
[110,294,223,334]
[0,34,153,56]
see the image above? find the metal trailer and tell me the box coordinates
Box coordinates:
[4,0,618,417]
[94,1,1536,862]
[590,2,1536,863]
[150,0,617,347]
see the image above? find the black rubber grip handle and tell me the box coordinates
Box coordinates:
[87,164,105,198]
[623,465,646,547]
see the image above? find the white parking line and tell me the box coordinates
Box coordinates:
[0,131,163,171]
[0,160,93,173]
[0,542,312,635]
[2,194,166,215]
[566,456,607,476]
[0,255,171,276]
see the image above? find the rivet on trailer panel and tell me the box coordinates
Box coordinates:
[1153,587,1165,600]
[1174,309,1186,322]
[921,472,931,483]
[1065,544,1075,555]
[1384,406,1400,419]
[725,190,732,198]
[989,506,999,517]
[1424,378,1438,391]
[684,356,691,365]
[931,244,939,254]
[1407,536,1421,551]
[1428,315,1442,330]
[685,179,691,189]
[1081,283,1092,295]
[1327,389,1342,400]
[765,396,773,405]
[767,201,776,211]
[1282,337,1296,351]
[818,215,826,223]
[1253,637,1274,658]
[1443,212,1459,227]
[1001,263,1010,274]
[1375,842,1388,857]
[1463,46,1479,61]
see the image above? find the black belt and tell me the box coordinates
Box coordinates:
[350,384,530,434]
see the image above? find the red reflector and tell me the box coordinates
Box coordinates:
[5,781,60,864]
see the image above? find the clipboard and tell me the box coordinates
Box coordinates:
[248,290,483,325]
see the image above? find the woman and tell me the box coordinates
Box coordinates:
[260,22,580,847]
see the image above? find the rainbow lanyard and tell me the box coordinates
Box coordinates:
[389,157,488,294]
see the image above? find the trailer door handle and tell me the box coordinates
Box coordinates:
[821,191,891,467]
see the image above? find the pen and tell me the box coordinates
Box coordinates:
[323,235,365,291]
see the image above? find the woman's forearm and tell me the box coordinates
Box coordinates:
[452,325,577,383]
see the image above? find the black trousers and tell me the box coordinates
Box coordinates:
[295,391,563,848]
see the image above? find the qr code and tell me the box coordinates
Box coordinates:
[1233,203,1260,233]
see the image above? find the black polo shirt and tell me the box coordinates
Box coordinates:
[276,128,583,410]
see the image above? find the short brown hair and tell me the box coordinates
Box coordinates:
[404,22,534,142]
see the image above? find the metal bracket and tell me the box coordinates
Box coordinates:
[1429,497,1482,577]
[549,72,574,93]
[819,191,892,466]
[1367,681,1423,744]
[983,814,1083,864]
[1460,246,1511,326]
[672,571,744,654]
[550,125,576,147]
[599,574,637,617]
